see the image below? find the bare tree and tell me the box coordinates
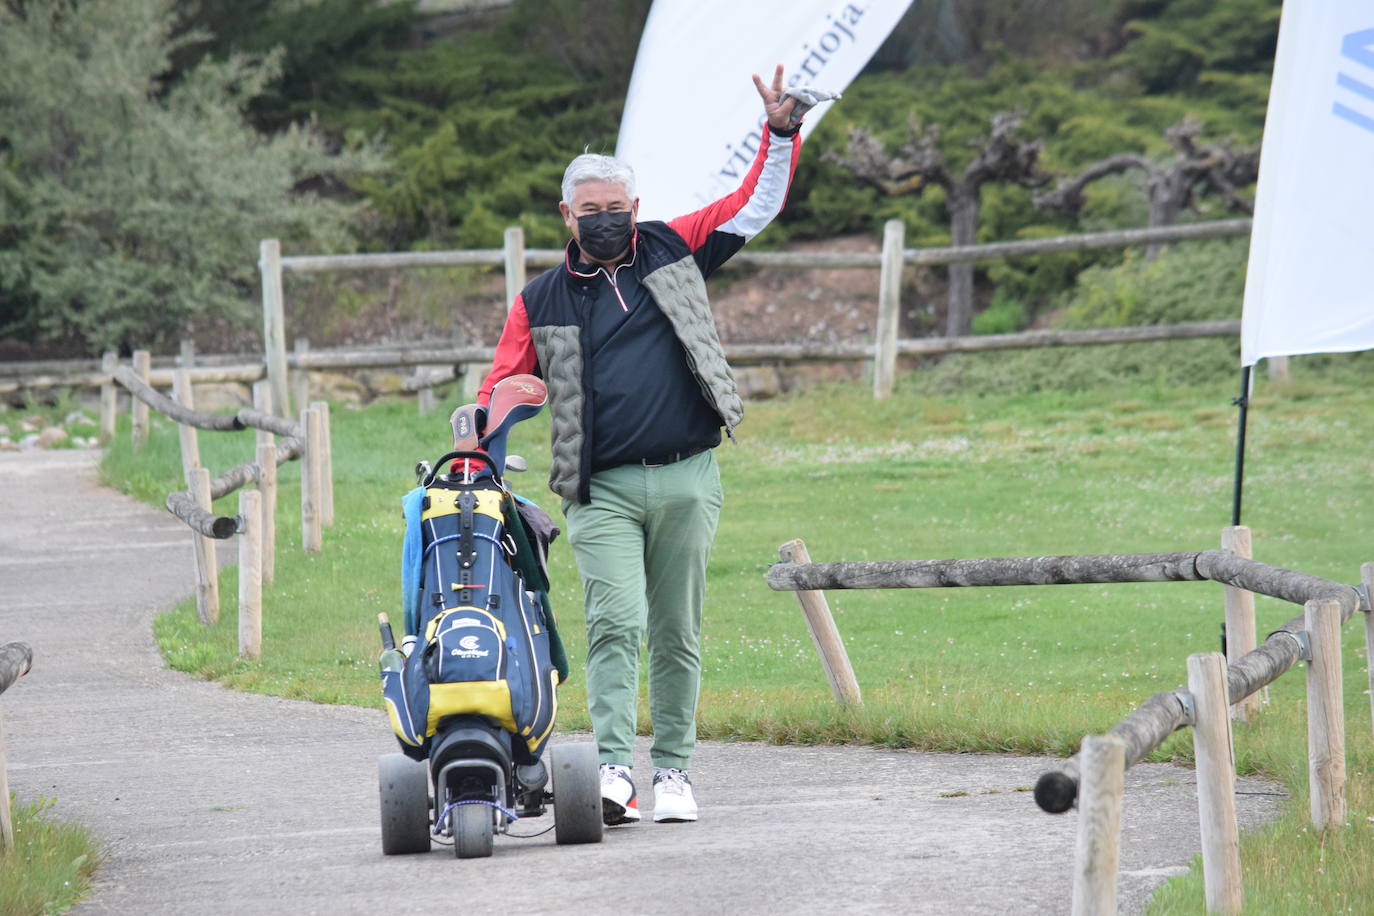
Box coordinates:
[829,111,1049,337]
[1035,116,1258,255]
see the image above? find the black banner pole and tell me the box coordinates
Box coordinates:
[1230,364,1252,526]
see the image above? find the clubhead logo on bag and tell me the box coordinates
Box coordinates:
[459,635,481,651]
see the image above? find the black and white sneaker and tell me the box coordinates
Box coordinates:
[652,768,698,823]
[600,764,640,825]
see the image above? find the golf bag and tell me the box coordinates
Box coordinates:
[382,377,567,766]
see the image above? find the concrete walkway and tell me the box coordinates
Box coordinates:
[0,449,1283,914]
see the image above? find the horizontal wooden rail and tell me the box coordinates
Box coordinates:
[1033,594,1357,815]
[0,642,33,696]
[904,218,1251,267]
[765,550,1364,613]
[114,367,298,437]
[764,546,1368,815]
[3,318,1245,394]
[273,218,1251,274]
[114,366,305,538]
[163,439,302,538]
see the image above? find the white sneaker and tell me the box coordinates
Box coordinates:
[652,767,698,823]
[600,764,640,825]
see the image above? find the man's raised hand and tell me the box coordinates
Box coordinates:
[752,64,798,132]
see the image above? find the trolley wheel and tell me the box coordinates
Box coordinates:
[453,802,494,859]
[379,754,430,855]
[551,742,604,845]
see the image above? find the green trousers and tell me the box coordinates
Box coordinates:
[563,450,722,769]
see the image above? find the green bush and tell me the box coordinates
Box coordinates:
[970,289,1027,335]
[0,0,381,353]
[1056,237,1249,329]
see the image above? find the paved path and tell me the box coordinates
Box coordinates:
[0,450,1283,914]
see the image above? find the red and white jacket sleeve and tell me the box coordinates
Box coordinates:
[667,126,802,277]
[477,294,538,406]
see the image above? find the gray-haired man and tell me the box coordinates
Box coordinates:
[478,66,804,824]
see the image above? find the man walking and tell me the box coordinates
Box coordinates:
[478,65,804,825]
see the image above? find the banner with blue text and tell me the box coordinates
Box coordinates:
[616,0,913,221]
[1242,2,1374,366]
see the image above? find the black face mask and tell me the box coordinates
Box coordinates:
[576,210,634,262]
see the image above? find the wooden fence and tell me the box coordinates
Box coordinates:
[765,530,1374,914]
[113,360,335,660]
[253,217,1254,414]
[0,217,1255,413]
[0,640,34,853]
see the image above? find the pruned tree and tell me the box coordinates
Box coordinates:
[1035,116,1258,255]
[829,111,1049,337]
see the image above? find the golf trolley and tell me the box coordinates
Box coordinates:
[377,375,603,858]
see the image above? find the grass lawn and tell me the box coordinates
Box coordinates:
[0,797,100,916]
[100,348,1374,913]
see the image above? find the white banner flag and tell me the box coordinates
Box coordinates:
[1241,3,1374,367]
[616,0,914,221]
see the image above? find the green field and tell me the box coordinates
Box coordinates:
[101,350,1374,912]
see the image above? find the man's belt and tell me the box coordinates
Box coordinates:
[640,445,709,468]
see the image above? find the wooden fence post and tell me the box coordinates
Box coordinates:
[504,226,526,308]
[292,338,311,414]
[1267,355,1290,383]
[257,441,278,585]
[239,489,263,660]
[253,382,277,583]
[188,467,221,625]
[99,351,120,437]
[1188,651,1243,914]
[99,351,119,444]
[260,238,291,419]
[1362,563,1374,740]
[1221,526,1262,720]
[1306,598,1346,831]
[131,349,152,449]
[300,405,323,553]
[0,713,9,853]
[173,368,201,474]
[417,375,437,415]
[310,400,334,527]
[778,539,862,707]
[1071,733,1125,916]
[872,219,904,400]
[0,642,32,854]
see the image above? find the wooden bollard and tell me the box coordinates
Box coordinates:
[257,441,278,585]
[504,225,526,307]
[238,489,263,660]
[872,219,904,400]
[131,349,151,449]
[418,379,437,416]
[188,468,221,625]
[310,400,334,527]
[1221,526,1262,720]
[173,368,201,474]
[0,640,33,850]
[292,338,311,414]
[0,712,11,852]
[778,539,861,707]
[99,351,118,444]
[1071,734,1125,916]
[1188,652,1243,914]
[1306,598,1346,831]
[300,405,323,554]
[253,382,277,584]
[1362,563,1374,741]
